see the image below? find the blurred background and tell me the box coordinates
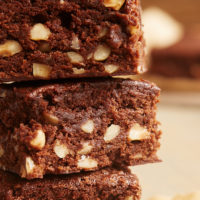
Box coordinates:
[131,0,200,199]
[142,0,200,27]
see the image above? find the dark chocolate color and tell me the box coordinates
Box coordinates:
[0,0,145,83]
[0,78,161,179]
[0,168,141,200]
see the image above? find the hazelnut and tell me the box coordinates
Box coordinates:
[38,42,51,52]
[78,142,93,155]
[30,23,51,41]
[0,145,4,157]
[137,65,147,74]
[104,64,119,74]
[0,40,22,57]
[77,156,98,169]
[104,124,120,142]
[128,123,150,141]
[66,52,84,64]
[128,25,139,35]
[33,63,51,78]
[21,157,36,177]
[94,44,111,61]
[71,36,80,50]
[72,67,86,74]
[133,153,143,159]
[103,0,125,10]
[98,27,108,38]
[53,140,69,159]
[81,120,94,134]
[43,112,59,125]
[30,129,46,150]
[60,0,65,4]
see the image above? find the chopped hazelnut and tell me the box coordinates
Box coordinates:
[98,27,108,38]
[103,0,125,10]
[66,52,84,64]
[81,120,94,134]
[77,156,98,169]
[21,157,36,177]
[94,44,111,61]
[30,129,46,150]
[104,64,119,74]
[72,67,86,74]
[128,123,150,141]
[33,63,51,78]
[78,142,93,155]
[71,36,80,50]
[137,65,147,74]
[104,124,120,142]
[128,25,139,35]
[30,23,51,41]
[43,112,59,125]
[0,40,22,57]
[53,140,69,159]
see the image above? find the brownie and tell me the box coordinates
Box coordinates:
[0,0,145,83]
[0,78,161,179]
[0,168,141,200]
[150,28,200,79]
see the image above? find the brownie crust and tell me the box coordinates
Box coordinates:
[0,168,141,200]
[0,0,145,83]
[0,78,161,179]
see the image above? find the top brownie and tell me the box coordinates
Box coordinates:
[0,0,145,83]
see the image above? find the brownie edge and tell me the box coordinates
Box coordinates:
[0,78,161,179]
[0,0,145,82]
[0,169,141,200]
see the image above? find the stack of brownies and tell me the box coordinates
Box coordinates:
[0,0,161,199]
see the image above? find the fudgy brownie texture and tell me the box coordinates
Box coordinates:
[0,168,141,200]
[0,0,145,83]
[0,78,161,179]
[150,29,200,79]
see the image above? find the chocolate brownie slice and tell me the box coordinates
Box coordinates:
[0,168,141,200]
[0,78,161,179]
[0,0,145,83]
[150,28,200,79]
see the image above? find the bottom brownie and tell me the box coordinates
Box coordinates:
[0,169,141,200]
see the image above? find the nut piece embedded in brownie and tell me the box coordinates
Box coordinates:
[0,169,141,200]
[0,0,145,83]
[0,78,161,179]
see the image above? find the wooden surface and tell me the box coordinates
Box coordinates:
[131,93,200,199]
